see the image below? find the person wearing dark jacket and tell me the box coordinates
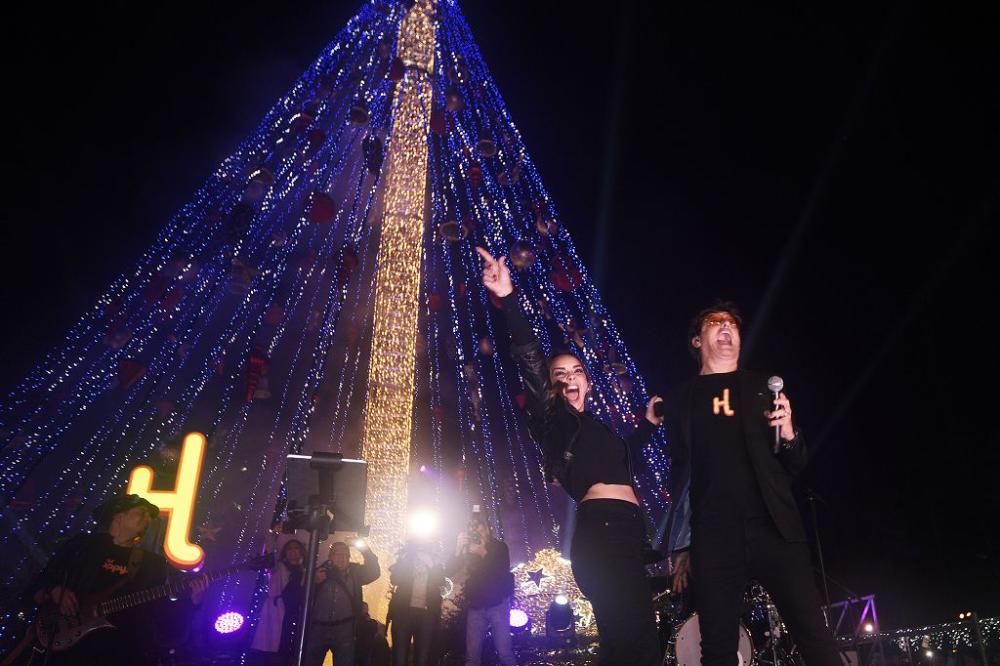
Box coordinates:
[448,517,515,666]
[661,301,840,666]
[305,540,380,666]
[477,247,662,666]
[21,494,208,665]
[387,540,445,666]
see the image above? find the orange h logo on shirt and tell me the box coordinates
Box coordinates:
[127,432,207,570]
[713,389,735,416]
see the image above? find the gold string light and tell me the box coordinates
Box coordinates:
[360,0,436,622]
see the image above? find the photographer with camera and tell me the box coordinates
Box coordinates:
[448,513,515,666]
[304,540,380,666]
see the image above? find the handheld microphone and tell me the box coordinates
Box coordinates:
[767,376,784,453]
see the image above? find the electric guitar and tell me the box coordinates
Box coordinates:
[7,554,269,661]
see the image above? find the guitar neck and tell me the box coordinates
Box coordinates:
[97,564,240,616]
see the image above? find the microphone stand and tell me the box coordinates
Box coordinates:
[805,487,832,626]
[293,502,334,666]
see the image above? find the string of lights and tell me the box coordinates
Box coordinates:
[0,1,674,648]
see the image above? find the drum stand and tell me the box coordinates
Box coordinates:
[762,596,794,666]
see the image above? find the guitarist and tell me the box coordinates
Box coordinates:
[22,494,208,664]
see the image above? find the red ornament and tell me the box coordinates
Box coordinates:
[428,292,443,312]
[445,86,464,112]
[550,253,583,292]
[103,322,132,349]
[348,104,370,126]
[536,214,559,237]
[478,337,494,356]
[245,348,269,403]
[307,191,337,224]
[513,393,527,410]
[341,246,359,273]
[337,246,359,287]
[389,57,405,81]
[318,73,337,98]
[10,479,37,512]
[430,107,447,136]
[143,275,170,305]
[468,163,482,190]
[297,249,319,272]
[45,390,67,417]
[103,299,122,322]
[307,128,326,151]
[160,287,182,314]
[288,111,314,134]
[463,213,477,234]
[118,358,146,389]
[244,167,274,201]
[509,240,536,269]
[264,305,285,326]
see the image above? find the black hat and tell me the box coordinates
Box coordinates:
[92,494,160,528]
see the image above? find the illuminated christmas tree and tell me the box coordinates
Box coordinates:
[0,0,670,642]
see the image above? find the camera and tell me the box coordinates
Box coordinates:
[653,400,665,418]
[467,503,483,545]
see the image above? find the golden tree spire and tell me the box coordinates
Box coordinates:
[360,0,436,621]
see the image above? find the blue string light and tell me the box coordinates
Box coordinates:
[0,1,672,646]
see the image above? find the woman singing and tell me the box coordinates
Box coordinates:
[477,247,662,665]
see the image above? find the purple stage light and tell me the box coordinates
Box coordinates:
[214,611,245,634]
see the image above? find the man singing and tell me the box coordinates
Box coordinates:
[662,302,840,666]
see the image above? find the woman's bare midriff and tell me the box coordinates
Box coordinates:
[580,483,639,505]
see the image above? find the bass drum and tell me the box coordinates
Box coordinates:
[669,612,754,666]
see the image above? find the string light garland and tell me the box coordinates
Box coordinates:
[0,1,676,650]
[359,0,436,622]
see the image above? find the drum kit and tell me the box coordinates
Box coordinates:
[656,582,803,666]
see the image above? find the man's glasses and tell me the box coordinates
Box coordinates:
[701,314,739,329]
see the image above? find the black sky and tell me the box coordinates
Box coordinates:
[2,1,998,626]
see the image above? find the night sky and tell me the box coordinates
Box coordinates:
[3,1,997,627]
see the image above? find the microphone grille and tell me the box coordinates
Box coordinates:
[767,376,784,393]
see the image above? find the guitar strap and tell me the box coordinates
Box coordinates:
[126,545,144,581]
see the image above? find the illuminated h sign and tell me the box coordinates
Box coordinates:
[127,431,207,570]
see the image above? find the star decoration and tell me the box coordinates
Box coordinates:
[527,568,549,588]
[198,523,222,542]
[512,548,595,637]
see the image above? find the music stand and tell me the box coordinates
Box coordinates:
[283,452,368,666]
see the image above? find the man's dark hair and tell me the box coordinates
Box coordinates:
[687,300,744,363]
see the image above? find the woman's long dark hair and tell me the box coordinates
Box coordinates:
[279,538,305,566]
